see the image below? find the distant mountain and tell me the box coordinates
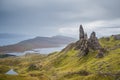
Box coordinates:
[0,35,76,53]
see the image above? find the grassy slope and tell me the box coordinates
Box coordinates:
[0,36,120,80]
[42,49,120,80]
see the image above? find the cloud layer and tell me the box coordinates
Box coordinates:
[0,0,120,37]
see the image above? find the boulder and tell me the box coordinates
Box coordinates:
[112,34,120,40]
[96,48,104,58]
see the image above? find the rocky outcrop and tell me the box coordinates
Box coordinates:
[79,25,85,40]
[62,25,104,58]
[112,35,120,40]
[88,32,101,50]
[75,25,88,50]
[75,25,104,57]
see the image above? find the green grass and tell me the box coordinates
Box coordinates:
[99,36,120,48]
[0,36,120,80]
[0,65,10,74]
[0,74,39,80]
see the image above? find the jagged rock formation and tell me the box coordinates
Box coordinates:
[88,32,101,50]
[60,25,105,58]
[77,25,104,57]
[76,25,89,56]
[79,25,85,40]
[62,25,104,58]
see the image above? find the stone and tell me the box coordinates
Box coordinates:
[112,34,120,40]
[79,40,89,56]
[75,25,86,50]
[78,27,103,57]
[88,32,101,50]
[76,25,89,56]
[90,32,96,39]
[62,25,104,58]
[84,33,88,40]
[96,48,104,58]
[79,25,84,40]
[28,64,39,71]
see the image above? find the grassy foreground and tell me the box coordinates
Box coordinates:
[0,36,120,80]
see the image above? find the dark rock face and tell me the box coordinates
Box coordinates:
[62,25,104,58]
[75,25,89,56]
[88,32,101,50]
[79,25,85,40]
[76,25,104,57]
[75,25,88,50]
[80,42,89,56]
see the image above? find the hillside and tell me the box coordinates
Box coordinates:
[0,35,76,53]
[0,25,120,80]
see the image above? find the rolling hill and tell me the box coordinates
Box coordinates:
[0,25,120,80]
[0,35,76,53]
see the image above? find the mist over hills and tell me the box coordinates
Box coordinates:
[0,33,33,46]
[0,35,76,53]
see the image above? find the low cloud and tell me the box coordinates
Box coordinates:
[58,18,120,38]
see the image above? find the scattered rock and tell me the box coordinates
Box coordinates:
[28,64,39,71]
[96,48,104,58]
[112,34,120,40]
[64,70,90,77]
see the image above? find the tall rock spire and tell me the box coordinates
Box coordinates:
[90,31,96,39]
[88,31,101,50]
[79,25,84,40]
[63,25,104,58]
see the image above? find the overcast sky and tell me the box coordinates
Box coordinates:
[0,0,120,38]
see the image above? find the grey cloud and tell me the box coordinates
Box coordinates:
[101,27,120,28]
[0,0,120,37]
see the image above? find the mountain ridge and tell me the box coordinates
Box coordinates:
[0,35,76,53]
